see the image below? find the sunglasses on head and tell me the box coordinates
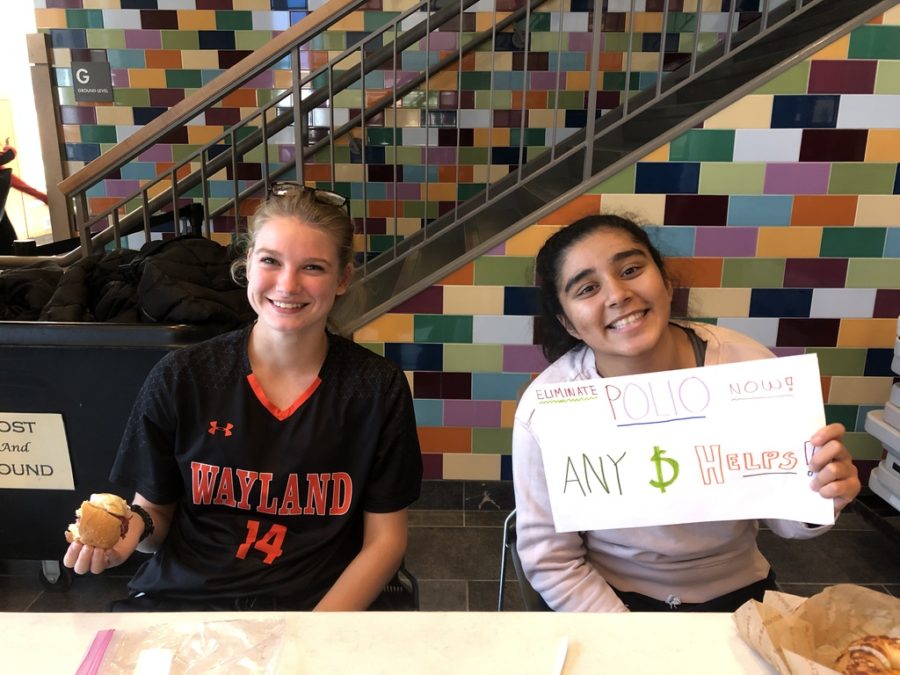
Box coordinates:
[267,181,349,212]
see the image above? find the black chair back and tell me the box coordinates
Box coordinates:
[498,509,551,611]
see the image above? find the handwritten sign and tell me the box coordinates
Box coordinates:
[0,413,75,490]
[529,354,834,532]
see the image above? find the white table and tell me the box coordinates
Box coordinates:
[0,611,774,674]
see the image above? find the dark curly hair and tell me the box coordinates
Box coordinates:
[535,214,671,363]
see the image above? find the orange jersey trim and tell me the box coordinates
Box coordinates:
[246,373,322,421]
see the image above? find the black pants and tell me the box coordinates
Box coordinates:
[611,570,777,612]
[0,213,16,255]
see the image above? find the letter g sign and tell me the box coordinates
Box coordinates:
[72,61,114,102]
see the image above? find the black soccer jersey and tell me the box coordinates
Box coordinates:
[110,325,422,608]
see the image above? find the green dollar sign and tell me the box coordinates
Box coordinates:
[649,445,679,493]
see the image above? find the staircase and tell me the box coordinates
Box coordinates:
[6,0,894,334]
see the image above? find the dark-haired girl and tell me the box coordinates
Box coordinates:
[513,215,860,612]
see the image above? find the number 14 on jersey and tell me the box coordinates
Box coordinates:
[236,519,286,564]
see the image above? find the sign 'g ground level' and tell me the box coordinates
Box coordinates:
[72,61,113,102]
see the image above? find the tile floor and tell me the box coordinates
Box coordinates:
[1,482,897,613]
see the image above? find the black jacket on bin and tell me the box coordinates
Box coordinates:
[2,235,254,332]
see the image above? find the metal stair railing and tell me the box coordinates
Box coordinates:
[328,0,897,333]
[200,0,553,264]
[55,0,364,250]
[1,0,883,289]
[59,0,488,257]
[1,0,483,267]
[1,0,550,270]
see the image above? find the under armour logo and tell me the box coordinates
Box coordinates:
[208,421,234,437]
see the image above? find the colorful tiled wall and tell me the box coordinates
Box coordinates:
[33,0,900,480]
[36,0,769,240]
[355,13,900,481]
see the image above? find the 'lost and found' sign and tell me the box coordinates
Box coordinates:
[529,354,834,532]
[0,413,74,490]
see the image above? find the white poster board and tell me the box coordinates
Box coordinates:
[529,354,834,532]
[0,413,75,490]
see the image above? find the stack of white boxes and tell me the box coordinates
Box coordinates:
[863,315,900,512]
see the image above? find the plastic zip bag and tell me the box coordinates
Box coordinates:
[76,618,285,675]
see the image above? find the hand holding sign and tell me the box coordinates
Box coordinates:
[528,354,836,532]
[806,422,860,512]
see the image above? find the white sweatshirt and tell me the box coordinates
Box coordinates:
[512,322,831,612]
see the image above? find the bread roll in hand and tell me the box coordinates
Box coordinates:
[64,493,131,549]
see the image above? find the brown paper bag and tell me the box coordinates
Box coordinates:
[733,584,900,675]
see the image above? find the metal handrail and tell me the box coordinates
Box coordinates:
[3,0,868,275]
[57,0,363,198]
[203,0,550,225]
[327,0,897,333]
[55,0,536,261]
[339,0,813,281]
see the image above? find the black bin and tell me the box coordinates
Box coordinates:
[0,322,211,566]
